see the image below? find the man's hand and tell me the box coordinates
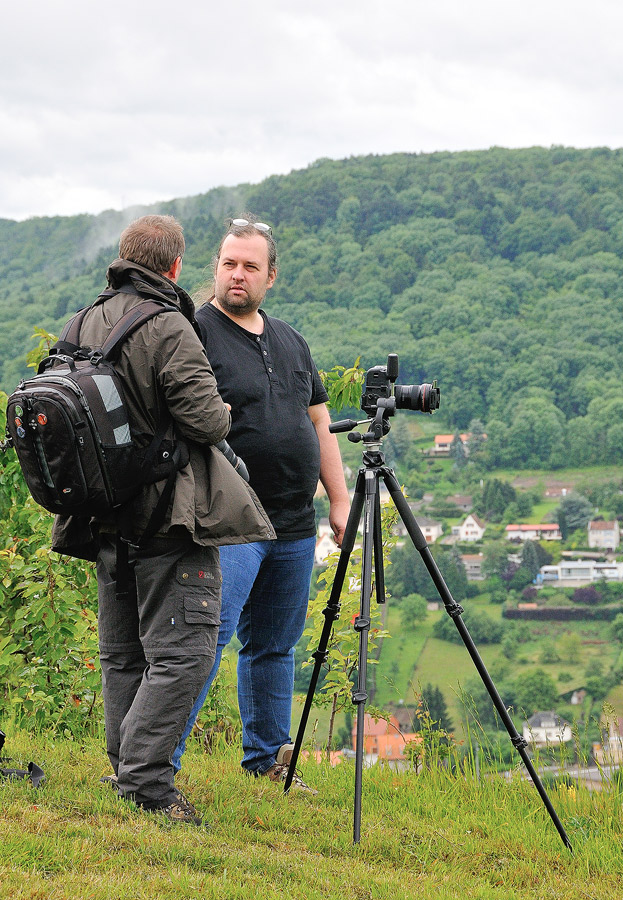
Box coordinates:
[309,402,350,548]
[329,498,350,547]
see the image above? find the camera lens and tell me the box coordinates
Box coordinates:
[394,383,440,413]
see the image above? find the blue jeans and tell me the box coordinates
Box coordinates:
[172,536,316,774]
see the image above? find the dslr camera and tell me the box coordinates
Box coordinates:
[360,354,440,417]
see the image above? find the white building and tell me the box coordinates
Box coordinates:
[506,523,562,541]
[593,717,623,766]
[538,559,623,587]
[523,712,572,747]
[393,513,442,543]
[431,433,470,457]
[315,533,338,565]
[461,553,484,580]
[588,520,620,552]
[458,514,486,542]
[412,517,443,543]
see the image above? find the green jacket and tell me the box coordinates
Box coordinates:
[51,259,274,559]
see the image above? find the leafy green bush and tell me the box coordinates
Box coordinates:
[433,606,505,644]
[1,391,101,734]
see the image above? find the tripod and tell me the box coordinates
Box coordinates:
[285,417,572,850]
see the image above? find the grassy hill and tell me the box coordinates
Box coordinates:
[2,727,622,899]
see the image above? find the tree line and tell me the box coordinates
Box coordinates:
[4,146,623,468]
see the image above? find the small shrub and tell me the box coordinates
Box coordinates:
[572,586,602,605]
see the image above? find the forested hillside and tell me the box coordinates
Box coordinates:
[3,146,623,469]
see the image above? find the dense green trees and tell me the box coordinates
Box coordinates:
[5,147,623,469]
[555,493,594,540]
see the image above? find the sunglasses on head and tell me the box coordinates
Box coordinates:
[229,218,272,235]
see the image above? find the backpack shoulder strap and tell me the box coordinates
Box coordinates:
[49,297,179,366]
[54,306,92,355]
[99,299,179,363]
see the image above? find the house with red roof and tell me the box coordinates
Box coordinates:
[505,523,562,541]
[354,713,421,768]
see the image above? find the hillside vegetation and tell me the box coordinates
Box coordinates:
[3,147,623,469]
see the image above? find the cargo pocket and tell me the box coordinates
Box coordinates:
[176,558,222,591]
[183,595,221,625]
[176,553,221,636]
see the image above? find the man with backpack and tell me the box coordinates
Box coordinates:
[49,215,270,824]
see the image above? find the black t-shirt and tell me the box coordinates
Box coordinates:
[195,303,329,539]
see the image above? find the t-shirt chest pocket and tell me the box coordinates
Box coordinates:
[291,370,312,409]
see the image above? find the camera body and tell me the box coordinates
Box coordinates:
[360,354,440,417]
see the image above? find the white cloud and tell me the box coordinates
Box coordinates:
[2,0,623,219]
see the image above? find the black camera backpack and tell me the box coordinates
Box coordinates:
[4,297,187,535]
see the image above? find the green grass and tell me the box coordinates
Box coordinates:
[373,607,434,707]
[524,500,560,523]
[2,727,623,899]
[407,635,502,726]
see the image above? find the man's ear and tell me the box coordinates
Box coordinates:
[164,256,183,282]
[267,267,277,290]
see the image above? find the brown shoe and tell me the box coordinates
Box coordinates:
[99,774,118,788]
[100,775,197,816]
[151,791,205,826]
[262,763,318,795]
[275,743,295,766]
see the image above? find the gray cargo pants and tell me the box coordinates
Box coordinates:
[96,533,221,808]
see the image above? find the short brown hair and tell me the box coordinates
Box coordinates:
[119,215,185,273]
[213,213,278,274]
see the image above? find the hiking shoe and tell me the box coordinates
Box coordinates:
[262,763,318,795]
[99,774,118,788]
[101,777,204,824]
[150,792,204,826]
[275,743,295,766]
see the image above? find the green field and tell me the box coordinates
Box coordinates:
[369,603,622,741]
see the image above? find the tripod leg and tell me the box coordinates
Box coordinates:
[283,472,365,793]
[373,484,385,604]
[352,468,378,843]
[382,467,572,851]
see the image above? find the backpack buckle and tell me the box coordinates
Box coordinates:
[89,349,104,366]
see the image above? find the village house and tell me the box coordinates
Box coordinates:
[430,433,470,457]
[538,559,623,587]
[505,523,562,541]
[446,494,473,512]
[314,532,338,565]
[523,712,572,748]
[458,513,486,542]
[588,519,620,552]
[593,717,623,766]
[461,553,484,580]
[356,713,420,769]
[394,516,443,543]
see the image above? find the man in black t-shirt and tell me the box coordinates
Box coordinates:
[172,217,350,791]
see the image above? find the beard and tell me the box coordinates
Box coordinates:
[214,285,263,317]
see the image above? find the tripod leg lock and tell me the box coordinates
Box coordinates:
[446,603,464,619]
[353,616,370,632]
[323,603,341,621]
[312,649,329,663]
[511,735,529,751]
[352,690,368,704]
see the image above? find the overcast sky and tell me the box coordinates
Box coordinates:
[2,0,622,221]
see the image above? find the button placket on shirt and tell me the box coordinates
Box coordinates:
[256,334,278,383]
